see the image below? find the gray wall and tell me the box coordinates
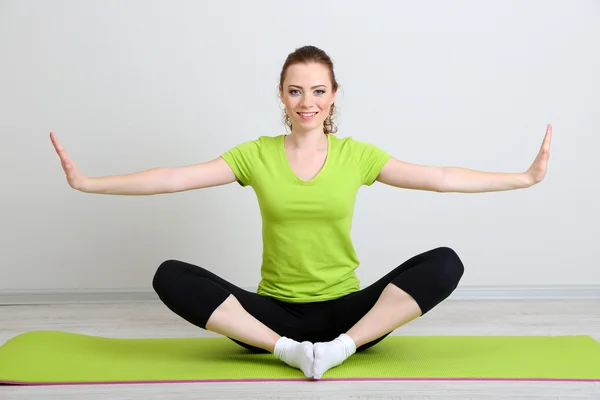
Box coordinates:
[1,0,598,296]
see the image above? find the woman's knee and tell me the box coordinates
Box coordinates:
[152,259,183,296]
[395,247,465,314]
[430,246,465,289]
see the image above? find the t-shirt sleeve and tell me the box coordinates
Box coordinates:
[220,139,261,187]
[351,139,391,186]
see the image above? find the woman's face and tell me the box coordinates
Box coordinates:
[280,62,336,133]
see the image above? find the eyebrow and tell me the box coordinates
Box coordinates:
[287,85,327,89]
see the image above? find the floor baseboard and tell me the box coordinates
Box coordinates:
[0,285,599,305]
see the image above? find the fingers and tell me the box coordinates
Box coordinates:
[542,124,552,151]
[50,132,75,175]
[50,132,69,161]
[50,132,58,148]
[50,132,62,154]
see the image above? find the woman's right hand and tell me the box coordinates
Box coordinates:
[50,132,89,192]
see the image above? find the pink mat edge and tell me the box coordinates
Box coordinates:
[2,377,600,386]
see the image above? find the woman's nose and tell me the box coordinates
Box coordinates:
[301,95,314,108]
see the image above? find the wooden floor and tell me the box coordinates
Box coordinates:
[1,300,599,399]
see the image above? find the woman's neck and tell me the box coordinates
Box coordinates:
[286,129,328,151]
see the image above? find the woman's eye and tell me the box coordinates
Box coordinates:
[289,89,326,95]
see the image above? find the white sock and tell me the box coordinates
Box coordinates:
[313,333,356,379]
[273,337,314,378]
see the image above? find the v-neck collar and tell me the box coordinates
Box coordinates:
[279,134,331,185]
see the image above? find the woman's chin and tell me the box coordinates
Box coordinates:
[295,117,323,126]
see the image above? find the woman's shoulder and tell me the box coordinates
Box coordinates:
[330,134,376,150]
[222,135,284,160]
[237,134,283,147]
[229,134,282,148]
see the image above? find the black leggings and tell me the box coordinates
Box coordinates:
[152,246,464,353]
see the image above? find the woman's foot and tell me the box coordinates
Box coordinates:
[273,337,314,378]
[313,334,356,379]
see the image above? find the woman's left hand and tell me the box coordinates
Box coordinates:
[525,124,552,186]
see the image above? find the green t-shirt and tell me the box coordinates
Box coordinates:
[220,134,391,303]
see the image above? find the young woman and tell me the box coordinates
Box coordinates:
[50,45,552,380]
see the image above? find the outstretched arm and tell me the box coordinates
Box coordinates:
[50,132,237,195]
[376,124,552,193]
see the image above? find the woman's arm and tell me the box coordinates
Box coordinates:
[83,157,237,195]
[376,125,552,193]
[50,132,237,195]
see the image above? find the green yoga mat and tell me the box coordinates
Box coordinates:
[0,330,599,385]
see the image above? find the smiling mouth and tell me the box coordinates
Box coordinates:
[297,112,318,120]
